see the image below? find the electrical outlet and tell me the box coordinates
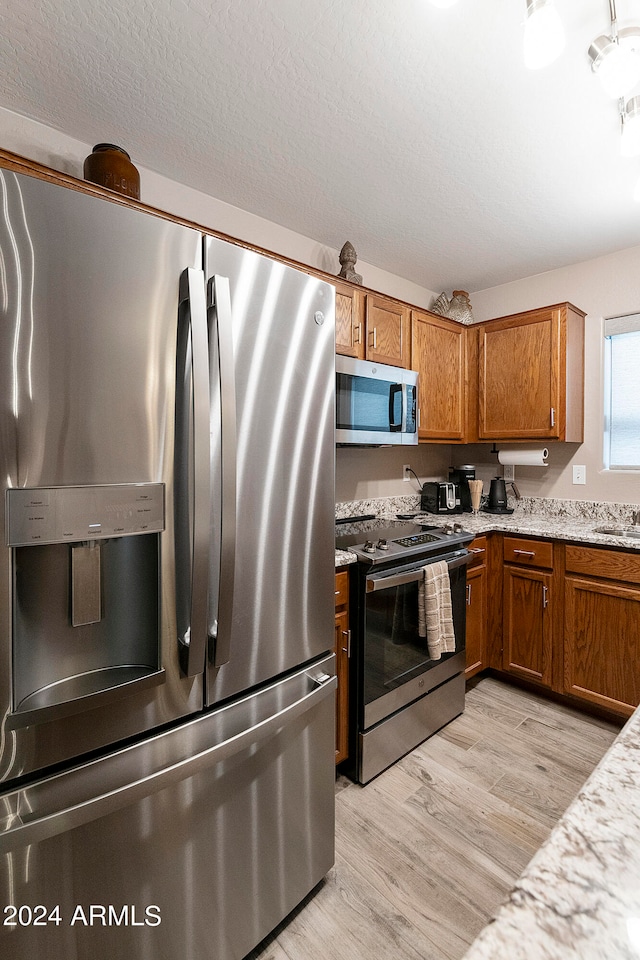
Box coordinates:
[403,464,411,482]
[503,464,515,482]
[573,464,586,485]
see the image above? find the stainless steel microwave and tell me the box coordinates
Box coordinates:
[335,356,419,445]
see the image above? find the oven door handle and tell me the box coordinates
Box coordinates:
[365,550,472,593]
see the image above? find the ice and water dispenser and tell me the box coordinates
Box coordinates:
[6,483,165,728]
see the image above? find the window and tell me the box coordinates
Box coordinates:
[604,314,640,469]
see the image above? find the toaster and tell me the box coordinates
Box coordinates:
[420,481,461,514]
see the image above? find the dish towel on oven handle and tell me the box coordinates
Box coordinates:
[418,559,455,660]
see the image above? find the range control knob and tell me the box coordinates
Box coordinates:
[363,540,377,554]
[377,538,389,551]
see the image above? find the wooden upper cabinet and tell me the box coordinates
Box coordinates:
[365,295,410,368]
[411,310,466,441]
[478,303,585,441]
[335,286,409,368]
[335,282,365,359]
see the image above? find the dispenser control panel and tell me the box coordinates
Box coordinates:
[6,483,165,546]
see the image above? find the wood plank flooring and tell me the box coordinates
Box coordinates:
[247,677,621,960]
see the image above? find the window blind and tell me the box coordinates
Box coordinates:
[605,316,640,469]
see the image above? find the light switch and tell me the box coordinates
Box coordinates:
[573,465,586,485]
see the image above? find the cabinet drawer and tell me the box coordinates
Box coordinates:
[335,570,349,608]
[565,545,640,585]
[468,535,487,567]
[503,536,553,568]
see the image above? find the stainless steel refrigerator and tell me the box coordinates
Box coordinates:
[0,168,336,959]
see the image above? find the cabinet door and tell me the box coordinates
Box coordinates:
[503,566,552,686]
[479,308,560,440]
[334,608,350,764]
[335,283,364,359]
[365,295,410,368]
[411,311,466,441]
[564,576,640,716]
[465,563,486,678]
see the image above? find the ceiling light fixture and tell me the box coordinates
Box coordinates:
[523,0,565,70]
[588,0,640,99]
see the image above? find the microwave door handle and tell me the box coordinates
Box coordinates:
[389,383,403,430]
[207,275,237,668]
[175,268,211,677]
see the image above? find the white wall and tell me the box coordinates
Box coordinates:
[467,250,640,506]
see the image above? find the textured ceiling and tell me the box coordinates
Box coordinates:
[2,0,640,292]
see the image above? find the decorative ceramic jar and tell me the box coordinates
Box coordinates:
[83,144,140,200]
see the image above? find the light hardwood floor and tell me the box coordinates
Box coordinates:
[248,676,621,960]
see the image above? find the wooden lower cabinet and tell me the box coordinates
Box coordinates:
[503,565,553,686]
[334,569,351,764]
[465,534,640,720]
[501,537,554,688]
[564,544,640,717]
[465,536,488,678]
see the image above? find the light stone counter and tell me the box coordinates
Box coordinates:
[335,548,357,567]
[334,495,640,565]
[461,704,640,960]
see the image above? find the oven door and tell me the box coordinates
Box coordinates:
[362,550,470,729]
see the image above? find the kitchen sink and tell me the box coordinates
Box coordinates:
[593,525,640,538]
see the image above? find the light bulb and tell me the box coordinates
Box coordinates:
[597,42,640,99]
[523,1,565,70]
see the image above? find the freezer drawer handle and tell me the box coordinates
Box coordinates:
[175,268,211,677]
[0,672,337,854]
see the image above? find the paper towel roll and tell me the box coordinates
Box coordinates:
[497,448,548,466]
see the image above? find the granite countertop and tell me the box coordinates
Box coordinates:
[461,704,640,960]
[335,495,640,567]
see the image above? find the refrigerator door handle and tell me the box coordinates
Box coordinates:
[175,267,211,676]
[207,275,237,667]
[0,672,337,853]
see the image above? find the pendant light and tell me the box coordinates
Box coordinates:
[588,1,640,99]
[523,0,565,70]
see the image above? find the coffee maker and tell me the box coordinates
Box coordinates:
[448,465,475,513]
